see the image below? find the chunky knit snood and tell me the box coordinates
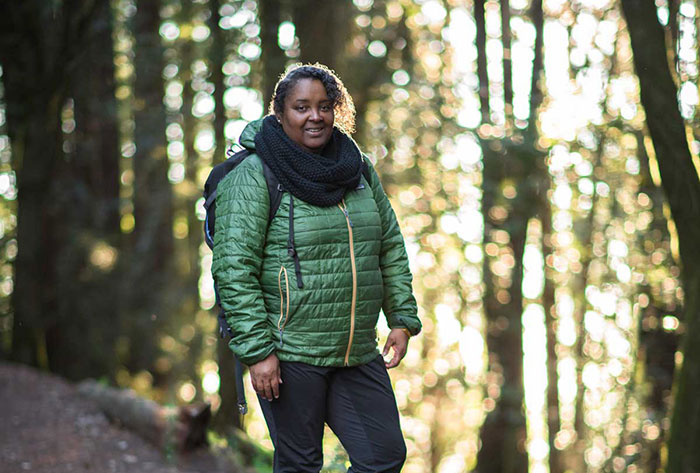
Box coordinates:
[254,115,363,207]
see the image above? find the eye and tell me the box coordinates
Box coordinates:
[295,105,307,112]
[321,104,332,112]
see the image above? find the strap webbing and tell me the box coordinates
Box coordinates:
[233,357,248,414]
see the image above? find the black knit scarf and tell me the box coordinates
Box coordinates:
[254,115,363,207]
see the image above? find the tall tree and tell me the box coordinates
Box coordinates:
[501,0,513,124]
[50,0,122,379]
[292,0,353,71]
[474,0,490,124]
[207,0,243,431]
[474,1,546,471]
[621,2,700,471]
[0,0,116,378]
[0,1,67,369]
[258,0,287,108]
[127,0,174,376]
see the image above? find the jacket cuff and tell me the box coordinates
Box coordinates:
[232,342,276,367]
[388,314,421,336]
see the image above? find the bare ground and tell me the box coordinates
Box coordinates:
[0,362,244,473]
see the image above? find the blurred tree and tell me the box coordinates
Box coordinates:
[621,1,700,471]
[0,0,68,370]
[0,0,120,379]
[474,0,546,471]
[127,0,174,378]
[293,0,353,71]
[259,0,287,107]
[207,0,243,431]
[50,0,122,379]
[633,130,678,472]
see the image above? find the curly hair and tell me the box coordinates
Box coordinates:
[269,63,356,134]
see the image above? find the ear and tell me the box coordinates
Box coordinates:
[274,113,282,124]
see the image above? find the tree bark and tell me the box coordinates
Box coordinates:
[528,0,544,135]
[621,2,700,472]
[501,0,513,123]
[541,193,562,473]
[0,0,107,375]
[47,0,122,380]
[127,0,174,376]
[474,0,490,124]
[258,0,288,109]
[476,139,541,473]
[208,0,227,165]
[292,0,352,72]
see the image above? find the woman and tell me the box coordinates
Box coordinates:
[212,64,421,473]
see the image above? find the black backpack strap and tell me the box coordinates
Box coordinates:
[233,357,248,414]
[214,282,248,415]
[361,159,371,185]
[261,160,283,224]
[204,190,218,211]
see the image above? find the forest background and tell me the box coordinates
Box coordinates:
[1,0,700,472]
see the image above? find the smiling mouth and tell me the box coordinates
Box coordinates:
[306,127,324,133]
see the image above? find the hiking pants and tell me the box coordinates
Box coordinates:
[257,354,407,473]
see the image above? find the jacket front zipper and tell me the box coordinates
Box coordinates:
[338,199,357,366]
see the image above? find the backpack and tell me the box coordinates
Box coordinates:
[202,146,371,415]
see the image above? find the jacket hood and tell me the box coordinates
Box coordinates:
[239,118,264,150]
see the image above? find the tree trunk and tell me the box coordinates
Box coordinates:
[474,0,490,124]
[127,0,174,377]
[209,0,227,165]
[528,0,544,134]
[541,195,562,473]
[208,0,243,431]
[0,0,100,373]
[474,0,546,468]
[621,2,700,472]
[47,0,122,380]
[258,0,288,108]
[292,0,352,72]
[476,140,538,473]
[501,0,513,123]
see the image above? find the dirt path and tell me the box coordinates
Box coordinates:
[0,362,243,473]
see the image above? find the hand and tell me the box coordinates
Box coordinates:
[382,329,410,369]
[249,353,282,401]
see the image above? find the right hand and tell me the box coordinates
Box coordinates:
[249,353,282,401]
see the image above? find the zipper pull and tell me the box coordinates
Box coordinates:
[278,329,284,347]
[341,203,353,227]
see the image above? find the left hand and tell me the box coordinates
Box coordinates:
[382,328,410,369]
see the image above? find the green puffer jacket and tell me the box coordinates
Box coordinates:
[212,119,420,367]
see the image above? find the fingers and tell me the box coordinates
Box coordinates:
[382,337,395,357]
[250,354,281,401]
[384,329,409,369]
[252,373,277,401]
[385,343,405,369]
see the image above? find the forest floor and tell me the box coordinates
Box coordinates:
[0,362,246,473]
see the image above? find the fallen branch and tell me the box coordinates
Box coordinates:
[77,380,210,452]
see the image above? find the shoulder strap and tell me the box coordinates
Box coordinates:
[261,160,283,224]
[362,160,371,185]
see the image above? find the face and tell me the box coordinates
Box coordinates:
[277,78,334,153]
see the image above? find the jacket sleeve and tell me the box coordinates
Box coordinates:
[365,158,421,336]
[211,159,276,365]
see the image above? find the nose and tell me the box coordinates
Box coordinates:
[309,107,322,121]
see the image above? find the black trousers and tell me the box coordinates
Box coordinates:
[257,355,407,473]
